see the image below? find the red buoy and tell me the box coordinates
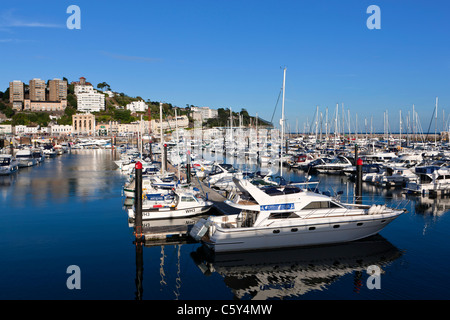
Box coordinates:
[357,158,363,166]
[135,161,143,170]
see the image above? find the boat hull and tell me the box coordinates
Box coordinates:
[0,166,19,175]
[205,211,402,253]
[18,158,37,168]
[128,204,212,220]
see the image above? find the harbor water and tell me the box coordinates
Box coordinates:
[1,149,450,300]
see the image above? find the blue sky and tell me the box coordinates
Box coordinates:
[1,0,449,133]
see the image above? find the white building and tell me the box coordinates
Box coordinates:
[74,84,95,95]
[13,125,39,135]
[103,90,115,98]
[50,125,72,136]
[126,100,147,113]
[115,116,189,135]
[152,115,189,132]
[0,124,12,135]
[76,85,105,113]
[191,106,218,121]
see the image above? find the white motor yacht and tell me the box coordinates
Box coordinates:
[15,149,38,167]
[128,189,213,220]
[204,163,242,188]
[32,148,45,164]
[405,165,450,195]
[0,154,19,175]
[314,156,353,175]
[191,178,404,252]
[379,166,417,188]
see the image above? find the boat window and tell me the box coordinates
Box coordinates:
[437,175,445,180]
[268,212,299,219]
[0,158,11,165]
[264,187,284,196]
[302,201,341,209]
[419,175,433,184]
[283,187,301,194]
[181,196,197,202]
[211,166,223,175]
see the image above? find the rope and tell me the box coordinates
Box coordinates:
[270,88,283,124]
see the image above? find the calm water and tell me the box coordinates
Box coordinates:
[1,149,450,300]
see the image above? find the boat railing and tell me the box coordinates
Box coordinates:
[301,207,364,219]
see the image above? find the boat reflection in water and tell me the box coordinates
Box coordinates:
[414,195,450,217]
[191,235,402,300]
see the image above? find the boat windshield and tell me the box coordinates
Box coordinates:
[332,157,349,164]
[262,186,301,196]
[181,195,197,202]
[222,164,237,173]
[0,158,11,166]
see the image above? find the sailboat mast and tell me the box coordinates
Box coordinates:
[280,67,286,177]
[160,102,164,174]
[435,97,438,147]
[175,109,181,181]
[399,110,402,149]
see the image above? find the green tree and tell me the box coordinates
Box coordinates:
[0,101,14,118]
[97,82,110,91]
[67,93,77,108]
[12,113,30,126]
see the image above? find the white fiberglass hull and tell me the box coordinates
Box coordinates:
[205,211,402,252]
[0,165,19,175]
[128,204,212,220]
[18,158,37,168]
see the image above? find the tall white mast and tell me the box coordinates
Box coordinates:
[230,107,232,140]
[341,103,345,141]
[435,97,438,147]
[315,105,319,148]
[334,103,338,151]
[280,67,286,177]
[160,102,164,174]
[412,104,415,144]
[175,109,181,181]
[399,110,402,148]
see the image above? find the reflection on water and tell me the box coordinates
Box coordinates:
[191,235,402,300]
[414,195,450,217]
[1,148,449,299]
[0,150,124,207]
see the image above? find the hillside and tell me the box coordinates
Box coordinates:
[0,79,272,128]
